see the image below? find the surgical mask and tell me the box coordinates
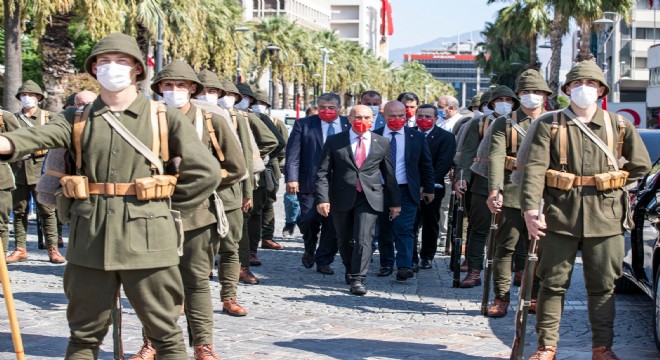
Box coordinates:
[218,95,236,109]
[405,108,416,119]
[368,105,380,116]
[520,94,544,109]
[570,85,599,109]
[352,119,371,134]
[481,105,494,116]
[252,104,267,114]
[386,117,406,131]
[494,102,513,116]
[416,118,434,132]
[96,63,133,92]
[437,109,446,118]
[197,93,218,104]
[19,96,36,109]
[235,98,250,110]
[472,110,483,118]
[162,90,190,109]
[318,108,338,122]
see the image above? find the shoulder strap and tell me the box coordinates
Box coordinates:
[505,118,512,151]
[559,112,568,168]
[616,114,626,158]
[602,111,615,167]
[157,102,169,163]
[204,111,225,162]
[0,112,5,131]
[563,108,619,171]
[228,109,238,131]
[42,110,49,125]
[149,100,160,172]
[195,108,204,140]
[73,107,92,172]
[551,112,559,142]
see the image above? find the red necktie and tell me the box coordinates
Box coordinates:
[355,136,366,192]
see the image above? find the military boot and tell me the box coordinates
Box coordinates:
[193,344,220,360]
[48,247,65,263]
[222,298,247,317]
[459,269,481,288]
[129,337,156,360]
[592,346,620,360]
[486,298,509,317]
[5,248,28,263]
[529,345,556,360]
[239,266,259,284]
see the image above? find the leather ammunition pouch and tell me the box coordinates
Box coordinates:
[594,170,629,191]
[545,169,575,190]
[504,156,517,171]
[545,169,629,191]
[135,175,177,201]
[60,175,89,199]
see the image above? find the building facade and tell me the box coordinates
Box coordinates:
[242,0,332,31]
[330,0,388,60]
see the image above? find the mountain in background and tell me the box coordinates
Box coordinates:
[389,31,484,66]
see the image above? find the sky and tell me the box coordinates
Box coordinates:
[388,0,508,50]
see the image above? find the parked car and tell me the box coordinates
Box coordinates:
[638,129,660,162]
[619,159,660,350]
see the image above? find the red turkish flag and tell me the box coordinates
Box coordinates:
[380,0,394,36]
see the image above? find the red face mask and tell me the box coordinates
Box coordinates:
[405,108,416,119]
[387,117,406,131]
[352,119,372,134]
[318,108,338,122]
[416,118,434,132]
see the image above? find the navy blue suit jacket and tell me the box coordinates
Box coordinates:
[415,126,457,184]
[284,115,350,194]
[371,114,386,131]
[374,126,435,204]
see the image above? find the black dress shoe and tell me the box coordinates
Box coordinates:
[420,259,432,269]
[396,268,414,281]
[317,265,334,275]
[350,279,367,295]
[377,267,393,277]
[301,252,314,269]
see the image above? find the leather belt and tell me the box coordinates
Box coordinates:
[573,176,595,187]
[88,183,137,196]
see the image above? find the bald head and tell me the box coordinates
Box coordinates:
[383,101,406,119]
[349,105,372,118]
[348,105,373,135]
[75,91,97,109]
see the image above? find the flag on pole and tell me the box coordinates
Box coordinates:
[380,0,394,37]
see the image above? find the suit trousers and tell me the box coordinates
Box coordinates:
[12,183,58,249]
[218,208,242,300]
[0,188,12,252]
[413,187,445,263]
[535,232,623,348]
[492,206,528,301]
[466,192,490,270]
[63,263,186,359]
[332,191,378,278]
[248,185,268,252]
[379,185,418,270]
[297,192,338,266]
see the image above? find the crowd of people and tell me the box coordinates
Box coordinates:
[0,32,651,360]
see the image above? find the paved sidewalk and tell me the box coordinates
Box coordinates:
[0,203,657,359]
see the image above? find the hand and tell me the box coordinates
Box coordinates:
[454,180,468,199]
[241,198,252,213]
[389,206,401,220]
[422,193,435,204]
[286,181,299,195]
[317,203,331,217]
[486,190,503,214]
[524,210,547,240]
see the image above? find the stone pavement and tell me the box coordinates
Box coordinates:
[0,193,657,359]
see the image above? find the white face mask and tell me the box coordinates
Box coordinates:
[251,104,267,114]
[570,85,599,109]
[520,94,545,109]
[494,102,513,116]
[472,110,482,118]
[162,90,190,109]
[19,95,37,109]
[96,63,133,92]
[481,105,494,116]
[197,93,218,104]
[235,98,250,110]
[368,105,380,116]
[218,95,236,109]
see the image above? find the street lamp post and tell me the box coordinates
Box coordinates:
[266,44,280,107]
[320,48,334,93]
[595,12,620,101]
[312,73,321,103]
[229,26,250,83]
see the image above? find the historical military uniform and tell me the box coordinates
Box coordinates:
[0,110,18,253]
[1,33,221,359]
[521,61,651,359]
[486,70,551,317]
[6,80,63,263]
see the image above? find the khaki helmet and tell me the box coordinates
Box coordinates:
[197,70,226,97]
[253,89,271,108]
[470,93,483,108]
[220,79,243,103]
[561,60,610,98]
[15,80,45,101]
[235,83,257,105]
[84,33,147,81]
[487,85,520,111]
[515,69,552,96]
[151,60,204,98]
[479,88,494,109]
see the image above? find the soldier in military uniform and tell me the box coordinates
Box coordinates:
[6,80,63,263]
[0,109,18,255]
[485,69,551,317]
[0,33,220,359]
[521,60,651,360]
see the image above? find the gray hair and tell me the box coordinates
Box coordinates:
[438,95,460,109]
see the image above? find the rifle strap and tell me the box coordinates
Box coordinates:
[73,106,92,172]
[563,108,619,171]
[204,111,225,162]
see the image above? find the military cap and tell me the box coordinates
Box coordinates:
[197,70,226,96]
[63,93,77,109]
[561,60,610,98]
[151,60,204,98]
[15,80,45,101]
[220,79,243,103]
[487,85,520,111]
[236,83,257,105]
[253,89,271,108]
[84,33,147,81]
[470,93,483,108]
[515,69,553,96]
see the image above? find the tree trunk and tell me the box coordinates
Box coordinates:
[281,76,289,109]
[41,12,76,112]
[577,22,594,62]
[3,0,22,113]
[548,12,565,110]
[271,71,280,110]
[529,36,538,68]
[302,83,310,109]
[135,22,152,96]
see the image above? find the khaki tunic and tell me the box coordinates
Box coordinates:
[222,109,254,210]
[1,95,220,270]
[457,115,493,196]
[9,108,49,185]
[0,111,18,190]
[521,107,651,237]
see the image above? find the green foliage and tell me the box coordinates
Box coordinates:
[68,23,95,72]
[21,33,43,87]
[557,95,569,108]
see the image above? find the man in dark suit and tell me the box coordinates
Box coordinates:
[315,105,401,295]
[412,104,457,269]
[374,101,435,281]
[359,90,386,130]
[285,93,350,275]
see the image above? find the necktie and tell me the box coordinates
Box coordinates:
[355,136,366,192]
[390,132,398,171]
[326,122,335,138]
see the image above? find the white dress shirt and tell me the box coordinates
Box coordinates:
[382,126,407,184]
[321,117,342,143]
[437,113,462,132]
[350,129,371,160]
[406,115,416,128]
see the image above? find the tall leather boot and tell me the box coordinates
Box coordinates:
[459,269,481,288]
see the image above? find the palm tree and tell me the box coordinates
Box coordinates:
[477,20,530,89]
[496,0,550,68]
[3,0,22,112]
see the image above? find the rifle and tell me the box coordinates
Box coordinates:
[481,184,501,316]
[451,170,465,287]
[0,236,26,360]
[445,188,455,257]
[112,289,124,360]
[510,199,544,360]
[35,200,44,250]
